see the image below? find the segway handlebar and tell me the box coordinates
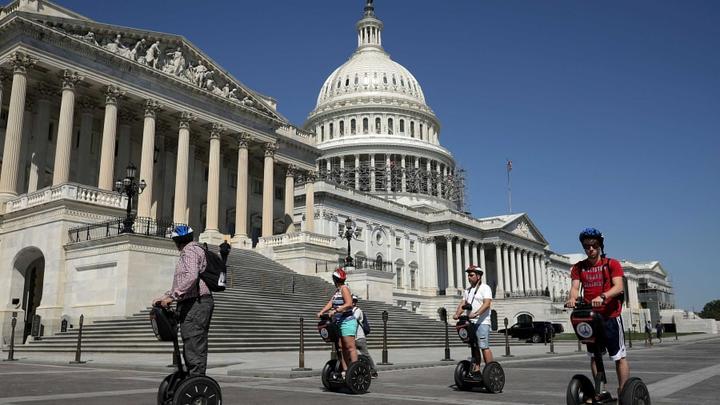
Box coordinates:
[564,298,592,310]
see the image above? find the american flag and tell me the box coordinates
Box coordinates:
[506,160,512,172]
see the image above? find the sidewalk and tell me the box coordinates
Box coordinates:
[3,333,716,379]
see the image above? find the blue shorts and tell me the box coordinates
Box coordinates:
[586,316,626,361]
[338,318,357,337]
[473,323,490,349]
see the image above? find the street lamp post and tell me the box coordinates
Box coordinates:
[114,163,146,234]
[339,218,360,270]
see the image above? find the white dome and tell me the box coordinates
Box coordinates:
[316,48,427,108]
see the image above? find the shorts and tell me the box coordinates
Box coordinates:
[473,322,491,349]
[587,316,626,361]
[338,318,357,337]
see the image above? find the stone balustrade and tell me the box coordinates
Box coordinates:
[5,183,127,213]
[259,231,336,248]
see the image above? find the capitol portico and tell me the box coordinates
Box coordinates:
[0,0,675,347]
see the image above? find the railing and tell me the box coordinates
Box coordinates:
[502,289,551,298]
[5,183,127,213]
[67,217,177,243]
[259,232,336,248]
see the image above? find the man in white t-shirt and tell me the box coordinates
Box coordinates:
[351,295,378,377]
[453,265,494,372]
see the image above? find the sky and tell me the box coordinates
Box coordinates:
[54,0,720,311]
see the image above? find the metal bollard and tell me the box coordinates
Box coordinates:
[502,317,513,357]
[673,317,679,341]
[628,328,633,348]
[292,317,311,371]
[439,308,453,361]
[378,310,393,365]
[4,312,18,362]
[70,314,86,364]
[546,327,556,354]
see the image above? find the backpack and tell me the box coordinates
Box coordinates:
[200,246,227,292]
[359,311,371,335]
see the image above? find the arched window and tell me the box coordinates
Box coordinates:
[354,75,359,85]
[395,259,404,289]
[399,119,405,133]
[363,118,369,134]
[388,118,394,134]
[329,122,334,138]
[339,120,345,136]
[345,77,349,86]
[351,119,356,135]
[320,125,325,141]
[383,73,388,84]
[392,74,397,85]
[375,117,381,134]
[409,262,418,290]
[419,123,423,140]
[375,254,383,271]
[410,121,415,137]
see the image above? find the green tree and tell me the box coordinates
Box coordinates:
[698,300,720,321]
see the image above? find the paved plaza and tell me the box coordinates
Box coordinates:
[0,334,718,404]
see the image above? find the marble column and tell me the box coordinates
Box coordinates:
[27,84,53,192]
[464,239,471,269]
[401,155,406,192]
[354,154,360,190]
[445,235,455,291]
[50,70,82,186]
[540,256,548,293]
[370,154,375,192]
[493,243,504,297]
[522,250,530,294]
[261,142,277,237]
[0,54,36,200]
[339,156,345,186]
[173,112,194,224]
[472,242,479,267]
[502,244,511,293]
[385,154,391,192]
[204,124,223,232]
[304,171,316,232]
[284,165,297,233]
[98,86,124,190]
[528,253,537,293]
[426,159,431,194]
[137,99,161,218]
[233,133,251,240]
[510,246,519,292]
[455,238,463,289]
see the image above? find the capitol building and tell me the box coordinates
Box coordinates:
[0,0,682,346]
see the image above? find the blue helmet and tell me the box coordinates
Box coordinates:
[579,227,605,254]
[171,225,194,242]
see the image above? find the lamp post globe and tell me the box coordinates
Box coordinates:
[341,218,356,269]
[115,163,146,234]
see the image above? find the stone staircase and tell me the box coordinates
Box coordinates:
[18,248,524,353]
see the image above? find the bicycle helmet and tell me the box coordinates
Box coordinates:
[465,265,484,276]
[351,294,359,302]
[578,227,605,256]
[332,267,347,283]
[170,225,194,244]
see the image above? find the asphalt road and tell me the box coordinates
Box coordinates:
[1,337,718,404]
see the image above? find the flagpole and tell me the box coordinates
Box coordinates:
[506,159,512,214]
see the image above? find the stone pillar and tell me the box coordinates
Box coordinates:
[304,171,316,232]
[464,239,471,269]
[455,237,463,289]
[401,155,406,192]
[0,54,36,200]
[233,133,251,241]
[205,124,223,232]
[137,99,161,218]
[173,112,194,224]
[472,242,479,267]
[370,154,375,192]
[386,154,391,192]
[521,250,529,294]
[540,255,548,293]
[445,234,455,291]
[27,84,53,192]
[509,246,518,292]
[528,252,537,293]
[50,71,82,186]
[284,165,297,233]
[494,243,504,298]
[98,86,124,190]
[261,142,277,237]
[426,159,431,194]
[354,154,360,190]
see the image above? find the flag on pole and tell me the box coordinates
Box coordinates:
[506,159,512,173]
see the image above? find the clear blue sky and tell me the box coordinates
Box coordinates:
[58,0,719,311]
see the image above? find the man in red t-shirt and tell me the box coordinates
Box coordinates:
[566,227,629,399]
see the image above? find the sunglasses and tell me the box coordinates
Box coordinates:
[582,243,600,250]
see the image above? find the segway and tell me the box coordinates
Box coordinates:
[453,307,505,393]
[317,313,371,394]
[150,304,222,405]
[566,299,650,405]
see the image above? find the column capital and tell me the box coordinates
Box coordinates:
[61,69,83,90]
[286,165,299,178]
[304,170,317,183]
[237,132,252,148]
[8,52,37,75]
[144,99,163,117]
[105,85,125,105]
[264,142,278,157]
[444,234,455,241]
[77,97,97,113]
[209,123,225,139]
[178,112,195,129]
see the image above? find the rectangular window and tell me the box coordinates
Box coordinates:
[275,185,283,200]
[396,267,403,288]
[409,240,416,251]
[395,236,401,247]
[411,269,416,290]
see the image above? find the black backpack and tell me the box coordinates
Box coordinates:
[359,312,371,335]
[200,246,227,292]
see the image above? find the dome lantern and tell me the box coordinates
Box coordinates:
[356,0,384,50]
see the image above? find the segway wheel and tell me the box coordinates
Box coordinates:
[346,360,371,394]
[620,377,651,405]
[454,360,472,391]
[172,375,222,405]
[566,374,595,405]
[321,360,340,391]
[358,354,371,366]
[157,374,173,405]
[483,361,505,393]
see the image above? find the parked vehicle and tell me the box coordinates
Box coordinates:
[497,321,564,343]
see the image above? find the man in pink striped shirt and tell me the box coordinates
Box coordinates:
[154,225,214,375]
